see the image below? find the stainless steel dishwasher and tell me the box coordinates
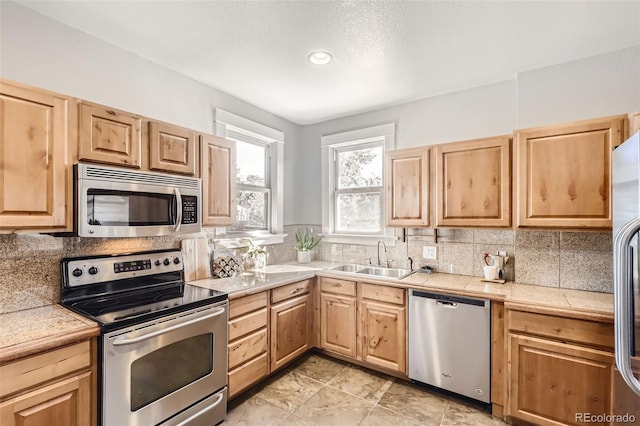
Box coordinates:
[408,289,491,404]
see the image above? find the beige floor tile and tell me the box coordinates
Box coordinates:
[288,353,348,383]
[377,381,448,423]
[292,386,374,426]
[277,413,317,426]
[441,400,506,425]
[360,405,435,426]
[327,364,394,403]
[224,395,289,425]
[254,371,323,412]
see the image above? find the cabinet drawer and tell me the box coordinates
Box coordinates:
[320,278,356,296]
[508,310,614,350]
[229,307,267,341]
[0,341,91,399]
[228,328,268,370]
[229,291,267,319]
[361,283,405,305]
[271,280,311,304]
[228,352,268,398]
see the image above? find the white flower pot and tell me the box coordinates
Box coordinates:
[297,250,311,264]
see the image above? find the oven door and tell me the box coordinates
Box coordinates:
[102,302,228,426]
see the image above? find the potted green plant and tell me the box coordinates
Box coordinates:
[294,227,322,263]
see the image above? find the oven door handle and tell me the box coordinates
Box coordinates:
[112,307,226,346]
[174,392,225,426]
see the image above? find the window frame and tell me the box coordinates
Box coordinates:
[321,123,396,245]
[214,109,284,245]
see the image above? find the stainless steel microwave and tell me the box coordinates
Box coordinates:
[75,163,201,238]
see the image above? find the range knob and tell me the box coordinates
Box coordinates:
[163,258,170,266]
[173,257,181,265]
[72,268,83,277]
[155,260,161,266]
[88,266,98,275]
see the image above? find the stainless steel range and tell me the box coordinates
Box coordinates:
[60,249,228,426]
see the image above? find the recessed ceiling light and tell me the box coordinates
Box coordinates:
[308,51,333,65]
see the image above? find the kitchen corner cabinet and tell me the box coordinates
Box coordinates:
[506,308,616,426]
[0,80,73,233]
[0,340,95,426]
[270,280,312,371]
[359,283,406,373]
[78,102,143,168]
[630,112,640,136]
[227,291,269,399]
[385,147,430,227]
[514,115,626,228]
[149,122,197,176]
[319,278,358,358]
[200,134,236,227]
[434,136,511,227]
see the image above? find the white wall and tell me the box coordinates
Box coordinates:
[517,45,640,128]
[0,1,301,225]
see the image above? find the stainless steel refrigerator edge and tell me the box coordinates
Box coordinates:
[612,130,640,397]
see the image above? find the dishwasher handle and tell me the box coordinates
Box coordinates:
[436,300,458,308]
[410,289,488,307]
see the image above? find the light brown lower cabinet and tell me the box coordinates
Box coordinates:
[0,340,95,426]
[227,291,269,399]
[360,284,406,373]
[319,278,358,358]
[270,280,312,371]
[506,308,621,426]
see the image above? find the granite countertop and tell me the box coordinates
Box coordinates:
[0,304,100,363]
[1,260,613,363]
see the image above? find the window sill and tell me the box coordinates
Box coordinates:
[212,233,287,248]
[320,234,397,246]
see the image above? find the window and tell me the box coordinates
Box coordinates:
[321,123,395,244]
[214,109,284,243]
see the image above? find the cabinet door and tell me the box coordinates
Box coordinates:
[78,102,142,168]
[360,299,406,373]
[200,134,236,226]
[508,334,613,426]
[270,294,311,371]
[0,81,71,231]
[0,371,92,426]
[435,136,511,227]
[319,292,357,358]
[149,122,196,175]
[385,147,430,227]
[514,116,626,228]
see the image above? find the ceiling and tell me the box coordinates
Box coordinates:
[17,1,640,125]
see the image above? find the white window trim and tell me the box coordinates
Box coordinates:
[321,123,396,246]
[213,108,285,245]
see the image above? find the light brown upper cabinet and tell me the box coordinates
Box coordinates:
[385,147,430,227]
[200,134,236,226]
[630,112,640,136]
[434,136,511,227]
[514,115,626,228]
[78,102,142,168]
[0,80,73,232]
[149,122,197,176]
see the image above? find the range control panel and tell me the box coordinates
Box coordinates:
[64,250,183,287]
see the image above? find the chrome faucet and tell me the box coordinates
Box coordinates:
[377,240,387,266]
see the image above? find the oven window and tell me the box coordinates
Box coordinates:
[86,189,175,226]
[130,334,213,411]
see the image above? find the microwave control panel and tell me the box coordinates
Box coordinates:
[182,196,198,224]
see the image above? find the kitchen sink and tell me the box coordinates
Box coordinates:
[328,264,412,279]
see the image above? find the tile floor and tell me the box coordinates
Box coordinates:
[224,353,506,426]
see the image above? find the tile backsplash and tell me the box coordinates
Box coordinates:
[0,225,613,315]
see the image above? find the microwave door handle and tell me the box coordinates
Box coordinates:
[173,188,182,232]
[614,217,640,397]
